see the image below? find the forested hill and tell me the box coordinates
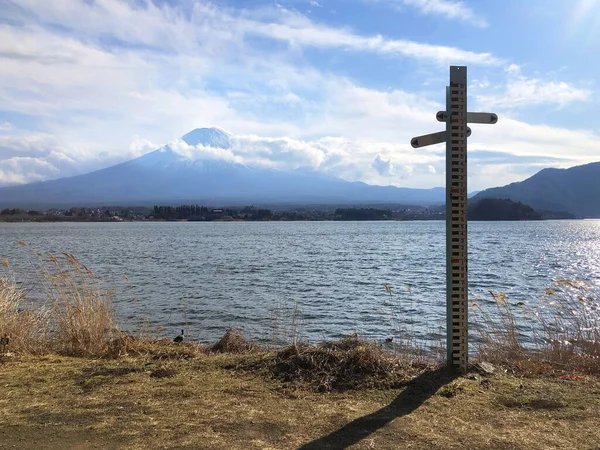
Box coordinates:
[472,161,600,218]
[467,198,542,221]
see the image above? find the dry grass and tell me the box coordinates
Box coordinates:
[43,252,123,356]
[120,335,208,360]
[211,328,260,354]
[0,272,50,355]
[269,335,432,391]
[539,280,600,367]
[472,281,600,376]
[0,353,599,449]
[472,291,527,364]
[2,247,250,360]
[270,300,303,347]
[1,246,125,357]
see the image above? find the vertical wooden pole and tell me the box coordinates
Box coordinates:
[446,66,468,371]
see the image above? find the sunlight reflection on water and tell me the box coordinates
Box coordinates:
[1,220,599,346]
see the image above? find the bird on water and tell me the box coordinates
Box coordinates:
[173,329,184,343]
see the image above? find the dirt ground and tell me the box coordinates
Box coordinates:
[1,353,599,450]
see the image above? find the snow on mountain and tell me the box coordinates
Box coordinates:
[180,127,232,148]
[0,128,447,208]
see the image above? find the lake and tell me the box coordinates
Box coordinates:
[1,220,599,346]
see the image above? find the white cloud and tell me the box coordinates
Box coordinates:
[469,162,555,191]
[0,169,27,186]
[0,122,13,132]
[0,128,165,186]
[470,78,490,89]
[0,3,455,182]
[5,0,501,66]
[472,118,600,162]
[391,0,488,27]
[129,138,160,158]
[0,0,597,193]
[2,115,600,191]
[168,140,241,164]
[371,153,395,176]
[254,16,500,65]
[506,63,521,76]
[0,132,61,159]
[0,156,61,185]
[475,65,591,108]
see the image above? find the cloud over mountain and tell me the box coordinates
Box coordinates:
[0,0,598,193]
[0,127,451,208]
[371,154,395,176]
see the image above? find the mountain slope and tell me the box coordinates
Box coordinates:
[472,161,600,218]
[0,128,447,208]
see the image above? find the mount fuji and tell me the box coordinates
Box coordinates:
[0,128,447,208]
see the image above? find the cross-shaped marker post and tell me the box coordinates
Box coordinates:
[410,66,498,371]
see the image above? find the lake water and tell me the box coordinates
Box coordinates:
[1,220,599,346]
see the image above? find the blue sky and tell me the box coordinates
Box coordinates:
[0,0,599,191]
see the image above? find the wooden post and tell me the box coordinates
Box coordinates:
[446,66,468,371]
[410,65,497,370]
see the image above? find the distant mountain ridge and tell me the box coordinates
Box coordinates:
[0,128,448,208]
[473,161,600,218]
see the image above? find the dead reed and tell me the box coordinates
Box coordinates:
[40,251,123,356]
[1,244,126,357]
[269,299,303,348]
[0,261,50,354]
[471,280,600,375]
[382,282,445,363]
[471,291,526,364]
[536,279,600,372]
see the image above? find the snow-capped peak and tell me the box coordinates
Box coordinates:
[180,127,232,149]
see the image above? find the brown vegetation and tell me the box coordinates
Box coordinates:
[1,354,599,449]
[1,249,125,357]
[0,269,49,355]
[271,336,430,391]
[472,281,600,376]
[211,328,260,354]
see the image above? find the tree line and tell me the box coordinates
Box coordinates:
[152,205,273,221]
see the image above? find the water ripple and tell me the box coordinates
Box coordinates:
[1,220,599,346]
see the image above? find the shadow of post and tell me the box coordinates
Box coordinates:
[297,367,458,450]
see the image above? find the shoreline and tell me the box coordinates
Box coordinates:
[0,217,585,223]
[1,249,599,448]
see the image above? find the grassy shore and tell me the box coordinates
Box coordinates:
[2,248,600,449]
[1,348,599,450]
